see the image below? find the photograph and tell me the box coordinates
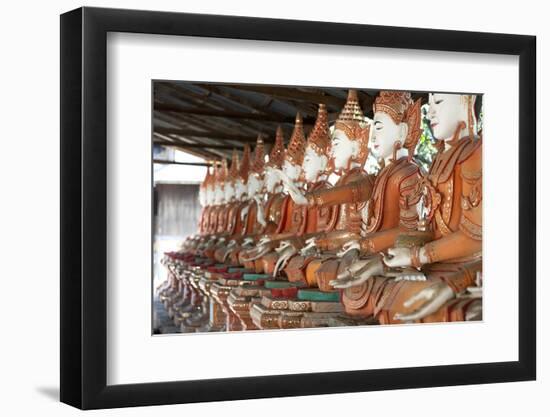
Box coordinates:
[153,82,483,334]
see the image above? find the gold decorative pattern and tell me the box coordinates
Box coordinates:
[459,214,483,241]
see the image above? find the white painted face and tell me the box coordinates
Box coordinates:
[302,146,327,183]
[199,187,206,207]
[283,160,301,182]
[264,166,281,193]
[427,93,472,141]
[206,185,215,205]
[224,180,235,202]
[235,178,248,200]
[330,129,359,171]
[370,112,407,160]
[214,184,225,205]
[247,173,263,197]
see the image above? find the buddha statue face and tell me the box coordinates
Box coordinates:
[264,166,281,194]
[235,178,248,200]
[198,187,206,207]
[330,129,359,171]
[206,184,215,205]
[302,145,327,183]
[370,111,408,160]
[283,160,301,182]
[214,184,225,205]
[224,180,235,202]
[247,173,263,197]
[427,93,475,141]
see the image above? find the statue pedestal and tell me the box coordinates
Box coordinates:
[211,277,247,331]
[196,274,226,332]
[248,282,341,329]
[227,287,265,330]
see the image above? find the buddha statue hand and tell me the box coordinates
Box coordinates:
[388,269,426,282]
[279,170,308,205]
[300,237,318,256]
[273,243,299,277]
[240,205,249,222]
[337,240,361,257]
[383,247,413,268]
[254,195,267,227]
[242,237,255,248]
[241,241,272,262]
[330,257,384,289]
[275,240,292,253]
[393,281,455,322]
[221,240,238,262]
[257,236,271,246]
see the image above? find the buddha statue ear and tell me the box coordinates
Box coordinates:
[390,122,408,161]
[392,140,403,161]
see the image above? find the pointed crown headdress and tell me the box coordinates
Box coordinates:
[266,126,285,169]
[307,104,330,158]
[238,144,251,183]
[250,135,266,175]
[285,112,307,167]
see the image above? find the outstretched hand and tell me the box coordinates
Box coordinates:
[393,281,454,322]
[337,240,360,257]
[300,237,318,256]
[279,170,307,205]
[330,258,384,289]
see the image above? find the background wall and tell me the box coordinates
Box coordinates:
[0,0,545,415]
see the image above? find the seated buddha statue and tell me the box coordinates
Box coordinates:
[175,165,212,254]
[202,159,232,259]
[269,103,338,279]
[280,89,375,292]
[238,127,289,270]
[223,135,276,268]
[215,145,252,263]
[334,92,482,324]
[327,91,424,318]
[251,113,309,275]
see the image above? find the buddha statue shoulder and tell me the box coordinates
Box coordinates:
[258,114,309,274]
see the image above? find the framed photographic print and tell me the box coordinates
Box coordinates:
[60,6,536,410]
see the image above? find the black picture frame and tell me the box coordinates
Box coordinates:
[60,6,536,410]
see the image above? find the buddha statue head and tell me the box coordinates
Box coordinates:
[199,166,210,207]
[213,159,228,205]
[235,144,250,200]
[265,126,286,193]
[283,112,306,183]
[248,136,266,197]
[330,89,370,172]
[206,164,216,206]
[427,93,477,142]
[371,91,422,162]
[303,104,330,183]
[224,149,239,202]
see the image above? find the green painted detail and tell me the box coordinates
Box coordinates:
[297,289,340,302]
[228,267,251,273]
[264,280,306,289]
[243,273,270,281]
